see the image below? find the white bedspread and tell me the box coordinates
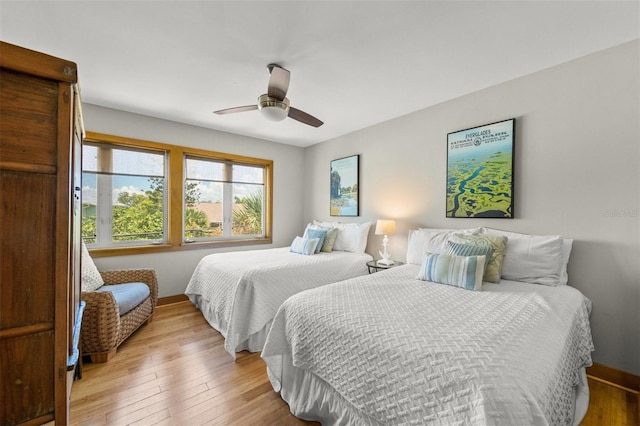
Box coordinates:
[184,247,372,357]
[262,264,594,425]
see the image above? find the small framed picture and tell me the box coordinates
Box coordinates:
[330,154,359,216]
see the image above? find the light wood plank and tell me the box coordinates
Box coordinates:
[582,378,639,426]
[70,301,637,425]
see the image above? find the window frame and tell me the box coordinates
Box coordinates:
[183,154,268,242]
[83,141,169,247]
[84,132,273,258]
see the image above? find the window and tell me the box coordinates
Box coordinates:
[82,143,167,247]
[184,157,265,241]
[83,132,273,257]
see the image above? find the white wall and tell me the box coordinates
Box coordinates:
[82,104,306,297]
[303,40,640,375]
[81,40,639,374]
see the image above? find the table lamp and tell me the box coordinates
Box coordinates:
[375,219,396,265]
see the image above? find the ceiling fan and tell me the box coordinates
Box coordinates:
[214,64,323,128]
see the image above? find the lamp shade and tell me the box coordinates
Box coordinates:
[261,104,288,121]
[375,220,396,235]
[258,94,289,121]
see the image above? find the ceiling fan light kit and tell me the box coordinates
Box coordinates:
[258,93,289,122]
[214,64,323,127]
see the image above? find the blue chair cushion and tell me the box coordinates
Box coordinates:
[97,282,150,316]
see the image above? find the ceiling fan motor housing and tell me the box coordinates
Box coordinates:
[258,94,290,121]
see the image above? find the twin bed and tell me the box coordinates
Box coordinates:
[185,221,373,357]
[186,224,594,425]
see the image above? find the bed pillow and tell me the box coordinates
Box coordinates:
[406,228,482,265]
[448,233,507,283]
[81,241,104,292]
[312,220,372,253]
[560,239,573,285]
[446,241,493,279]
[289,236,319,255]
[482,227,567,286]
[320,228,338,252]
[303,227,328,254]
[303,224,338,252]
[417,253,486,291]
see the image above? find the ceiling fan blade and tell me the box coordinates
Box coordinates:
[214,105,258,115]
[288,107,324,127]
[267,64,290,101]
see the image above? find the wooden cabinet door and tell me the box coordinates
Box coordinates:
[1,41,80,426]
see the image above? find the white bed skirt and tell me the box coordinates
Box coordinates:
[266,354,591,426]
[188,294,272,353]
[574,367,590,425]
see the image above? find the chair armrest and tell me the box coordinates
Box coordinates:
[81,290,120,352]
[100,268,159,308]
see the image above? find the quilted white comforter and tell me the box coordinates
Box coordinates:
[184,247,372,357]
[262,264,594,425]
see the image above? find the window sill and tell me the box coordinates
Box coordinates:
[89,237,273,258]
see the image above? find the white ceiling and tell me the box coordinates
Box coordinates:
[1,1,638,147]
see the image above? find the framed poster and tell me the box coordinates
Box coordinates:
[330,154,359,216]
[446,118,515,218]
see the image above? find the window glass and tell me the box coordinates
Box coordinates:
[233,164,264,184]
[82,143,167,247]
[112,148,164,177]
[184,178,223,239]
[184,157,265,241]
[81,172,97,244]
[232,184,264,236]
[185,157,224,181]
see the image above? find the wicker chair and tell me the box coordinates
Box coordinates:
[81,269,158,363]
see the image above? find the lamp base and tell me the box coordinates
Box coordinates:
[378,236,393,265]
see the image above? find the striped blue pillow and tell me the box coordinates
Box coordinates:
[417,253,486,291]
[448,234,508,283]
[446,241,493,281]
[290,236,320,255]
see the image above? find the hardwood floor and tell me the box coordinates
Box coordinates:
[582,379,639,426]
[70,301,638,425]
[71,301,317,425]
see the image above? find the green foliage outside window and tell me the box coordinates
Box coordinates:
[233,191,263,235]
[83,179,263,243]
[83,178,212,243]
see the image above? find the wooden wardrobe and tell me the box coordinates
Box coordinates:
[0,41,84,425]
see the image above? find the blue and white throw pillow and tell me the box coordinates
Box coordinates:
[446,241,494,281]
[417,253,486,291]
[303,227,328,254]
[290,236,320,255]
[447,234,507,283]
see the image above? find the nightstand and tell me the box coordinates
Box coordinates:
[367,260,404,274]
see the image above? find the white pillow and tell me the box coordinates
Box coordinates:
[406,228,482,265]
[289,236,319,255]
[482,227,567,286]
[560,239,573,285]
[81,241,104,292]
[312,220,372,253]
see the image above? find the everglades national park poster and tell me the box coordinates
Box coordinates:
[446,119,515,218]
